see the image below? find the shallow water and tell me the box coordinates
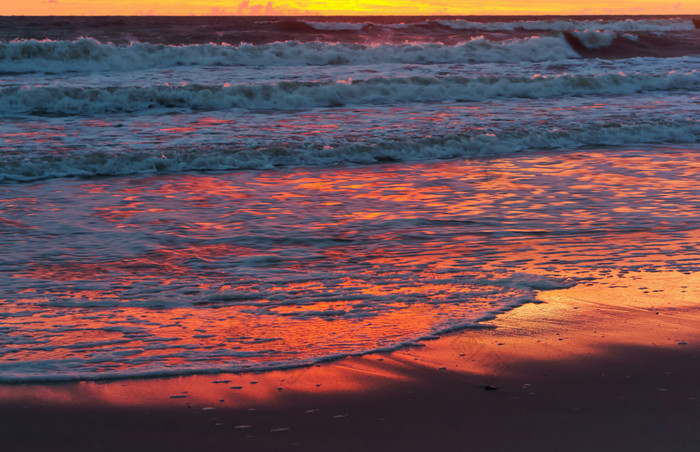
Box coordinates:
[2,147,699,381]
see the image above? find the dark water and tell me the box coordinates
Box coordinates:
[1,15,698,49]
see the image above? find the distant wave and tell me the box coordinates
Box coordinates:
[301,20,368,31]
[3,119,698,182]
[5,25,698,76]
[299,18,696,33]
[432,17,696,32]
[3,70,698,116]
[5,23,698,75]
[0,36,581,74]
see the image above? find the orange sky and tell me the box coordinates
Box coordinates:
[1,0,697,16]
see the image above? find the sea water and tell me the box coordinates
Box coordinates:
[1,16,699,382]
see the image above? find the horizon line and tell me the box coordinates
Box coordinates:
[2,13,700,17]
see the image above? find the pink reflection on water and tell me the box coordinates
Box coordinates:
[0,123,68,147]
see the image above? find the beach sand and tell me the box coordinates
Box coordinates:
[2,270,699,451]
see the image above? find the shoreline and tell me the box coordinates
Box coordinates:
[2,270,699,451]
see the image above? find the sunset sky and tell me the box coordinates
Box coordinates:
[2,0,698,16]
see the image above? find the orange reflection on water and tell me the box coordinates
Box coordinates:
[158,117,238,135]
[3,146,699,385]
[0,124,68,144]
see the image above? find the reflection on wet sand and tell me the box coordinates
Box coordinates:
[1,270,698,409]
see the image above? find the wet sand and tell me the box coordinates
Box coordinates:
[2,270,699,451]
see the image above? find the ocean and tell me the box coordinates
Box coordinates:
[1,15,699,382]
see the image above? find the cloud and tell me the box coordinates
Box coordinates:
[232,1,310,15]
[208,6,231,15]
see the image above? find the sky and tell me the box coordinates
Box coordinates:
[1,0,697,16]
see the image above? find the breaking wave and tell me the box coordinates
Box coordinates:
[3,119,698,182]
[3,70,698,116]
